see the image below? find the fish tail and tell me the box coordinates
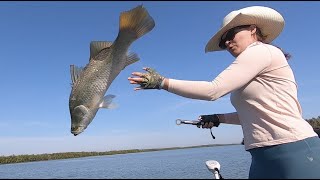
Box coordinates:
[119,5,155,41]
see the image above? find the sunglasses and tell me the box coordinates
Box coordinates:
[219,25,252,49]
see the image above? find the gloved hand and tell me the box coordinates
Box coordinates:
[197,114,221,129]
[132,67,165,90]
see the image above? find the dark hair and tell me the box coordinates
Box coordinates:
[255,27,291,60]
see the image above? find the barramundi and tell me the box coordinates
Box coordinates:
[69,5,155,136]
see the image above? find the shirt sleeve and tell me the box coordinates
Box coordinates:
[220,112,240,125]
[167,44,272,101]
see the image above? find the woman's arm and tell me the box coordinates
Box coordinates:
[219,112,240,125]
[165,44,272,101]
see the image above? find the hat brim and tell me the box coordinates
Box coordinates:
[205,12,284,53]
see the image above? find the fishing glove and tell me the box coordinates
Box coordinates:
[140,67,165,90]
[197,114,221,128]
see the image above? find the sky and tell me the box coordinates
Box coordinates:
[0,1,319,156]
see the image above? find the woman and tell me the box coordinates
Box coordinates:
[128,6,320,179]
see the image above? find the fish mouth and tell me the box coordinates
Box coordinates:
[71,126,85,136]
[71,130,83,136]
[73,132,80,136]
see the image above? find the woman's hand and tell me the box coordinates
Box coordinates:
[197,114,221,129]
[128,67,165,90]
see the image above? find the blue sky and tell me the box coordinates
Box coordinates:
[0,1,319,156]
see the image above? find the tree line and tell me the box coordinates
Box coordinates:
[306,116,320,137]
[306,116,320,129]
[0,144,235,165]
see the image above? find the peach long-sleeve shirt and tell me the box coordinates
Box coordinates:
[167,42,317,150]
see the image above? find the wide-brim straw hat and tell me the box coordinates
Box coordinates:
[205,6,285,53]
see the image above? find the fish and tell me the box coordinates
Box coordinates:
[69,5,155,136]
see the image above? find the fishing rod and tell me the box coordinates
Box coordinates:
[176,119,216,139]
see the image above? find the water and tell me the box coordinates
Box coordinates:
[0,145,251,179]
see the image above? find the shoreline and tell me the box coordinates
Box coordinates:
[0,143,240,165]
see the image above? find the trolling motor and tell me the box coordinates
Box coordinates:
[206,160,223,179]
[176,119,216,139]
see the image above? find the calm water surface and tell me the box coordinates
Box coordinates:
[0,145,251,179]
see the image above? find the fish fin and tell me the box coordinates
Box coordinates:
[123,52,140,69]
[119,5,155,42]
[90,41,113,59]
[99,94,118,109]
[70,65,84,86]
